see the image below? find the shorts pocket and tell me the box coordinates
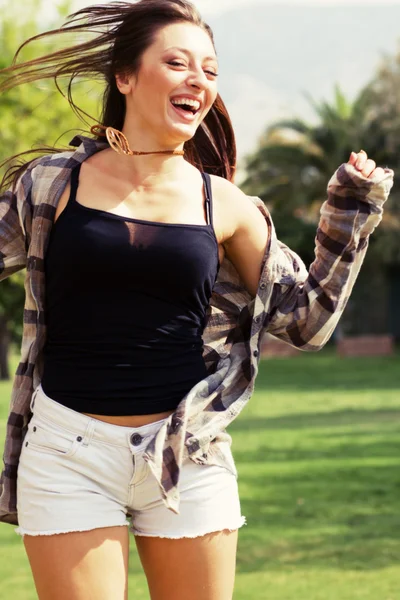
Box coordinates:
[25,415,81,458]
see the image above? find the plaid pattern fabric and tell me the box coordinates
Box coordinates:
[0,135,394,524]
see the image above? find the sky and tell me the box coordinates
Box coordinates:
[3,0,400,21]
[196,0,400,13]
[69,0,400,19]
[74,0,400,13]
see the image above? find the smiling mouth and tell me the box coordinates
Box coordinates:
[170,101,200,120]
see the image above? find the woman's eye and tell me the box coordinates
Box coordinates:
[168,62,218,77]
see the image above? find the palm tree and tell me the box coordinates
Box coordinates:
[241,85,400,337]
[242,86,372,216]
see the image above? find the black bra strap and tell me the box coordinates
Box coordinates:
[201,172,213,227]
[69,162,81,205]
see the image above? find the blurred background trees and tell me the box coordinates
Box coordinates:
[242,67,400,341]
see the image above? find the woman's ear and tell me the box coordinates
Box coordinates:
[115,72,134,95]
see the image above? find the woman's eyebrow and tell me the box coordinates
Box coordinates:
[163,46,218,62]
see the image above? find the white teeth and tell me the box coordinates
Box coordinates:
[171,98,201,111]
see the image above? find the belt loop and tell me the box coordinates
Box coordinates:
[82,419,96,448]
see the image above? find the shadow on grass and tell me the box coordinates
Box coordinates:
[238,506,400,572]
[233,437,400,463]
[255,351,399,392]
[230,408,400,433]
[237,466,400,572]
[234,406,400,573]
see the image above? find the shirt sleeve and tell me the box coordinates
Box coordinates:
[0,164,37,282]
[265,162,394,351]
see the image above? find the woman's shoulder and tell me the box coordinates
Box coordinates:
[209,173,269,220]
[207,173,270,243]
[35,149,77,170]
[209,173,265,209]
[208,173,245,198]
[19,149,77,186]
[26,150,79,205]
[3,149,76,198]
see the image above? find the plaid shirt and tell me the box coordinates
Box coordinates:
[0,135,394,525]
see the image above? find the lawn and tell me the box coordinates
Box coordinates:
[0,348,399,599]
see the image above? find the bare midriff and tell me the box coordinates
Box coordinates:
[81,409,175,427]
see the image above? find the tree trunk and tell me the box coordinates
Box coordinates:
[0,315,10,381]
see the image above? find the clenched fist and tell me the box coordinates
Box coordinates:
[348,150,386,179]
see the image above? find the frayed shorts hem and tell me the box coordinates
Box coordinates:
[15,517,247,539]
[131,516,247,539]
[14,521,130,538]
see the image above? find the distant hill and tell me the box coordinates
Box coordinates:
[207,4,400,165]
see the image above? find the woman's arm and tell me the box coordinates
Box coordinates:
[222,150,394,350]
[0,164,36,282]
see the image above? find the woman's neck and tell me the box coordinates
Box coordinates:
[99,147,194,189]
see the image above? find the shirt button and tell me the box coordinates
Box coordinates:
[130,433,143,446]
[254,316,260,323]
[76,436,83,442]
[260,282,266,290]
[253,350,259,357]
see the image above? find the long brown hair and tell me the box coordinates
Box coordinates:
[0,0,236,192]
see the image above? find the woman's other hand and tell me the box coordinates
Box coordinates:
[348,150,386,179]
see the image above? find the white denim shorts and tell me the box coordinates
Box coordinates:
[15,384,246,538]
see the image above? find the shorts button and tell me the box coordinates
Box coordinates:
[130,433,142,446]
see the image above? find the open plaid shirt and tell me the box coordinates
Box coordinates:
[0,135,394,525]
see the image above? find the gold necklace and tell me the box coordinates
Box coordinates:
[90,125,185,156]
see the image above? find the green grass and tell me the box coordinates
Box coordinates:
[1,349,399,599]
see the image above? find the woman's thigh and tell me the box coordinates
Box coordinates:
[130,455,245,599]
[135,528,238,600]
[23,525,129,600]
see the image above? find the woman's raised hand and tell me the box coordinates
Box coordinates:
[348,150,386,179]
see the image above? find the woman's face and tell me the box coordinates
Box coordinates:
[116,22,219,146]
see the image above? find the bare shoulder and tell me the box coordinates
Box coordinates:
[209,173,248,200]
[208,175,270,297]
[209,174,264,243]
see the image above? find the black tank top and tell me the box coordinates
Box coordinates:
[41,162,220,415]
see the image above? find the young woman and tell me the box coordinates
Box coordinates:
[0,1,393,598]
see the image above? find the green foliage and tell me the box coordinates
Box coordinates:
[0,273,25,346]
[242,81,400,268]
[241,74,400,336]
[0,0,103,171]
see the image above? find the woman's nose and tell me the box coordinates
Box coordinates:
[186,69,208,91]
